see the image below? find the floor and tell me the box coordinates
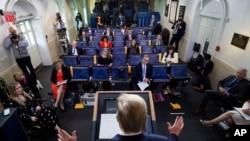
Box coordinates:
[28,66,230,141]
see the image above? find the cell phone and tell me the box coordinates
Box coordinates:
[4,108,10,116]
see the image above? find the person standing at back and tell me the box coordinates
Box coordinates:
[169,16,186,52]
[3,26,37,80]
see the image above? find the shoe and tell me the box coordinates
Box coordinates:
[193,86,204,93]
[60,108,66,112]
[52,104,58,110]
[200,119,213,127]
[194,108,204,114]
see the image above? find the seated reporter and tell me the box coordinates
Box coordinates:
[131,54,153,90]
[13,71,41,99]
[97,47,113,67]
[194,68,250,114]
[99,36,112,49]
[4,82,60,132]
[57,94,184,141]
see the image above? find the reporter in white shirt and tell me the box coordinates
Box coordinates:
[161,46,178,66]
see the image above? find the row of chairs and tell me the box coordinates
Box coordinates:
[78,45,167,56]
[63,53,163,67]
[70,63,190,84]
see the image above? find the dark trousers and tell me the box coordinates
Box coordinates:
[192,73,211,90]
[170,35,182,52]
[199,90,241,110]
[16,56,37,79]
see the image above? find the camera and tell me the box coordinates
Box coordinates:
[11,34,19,40]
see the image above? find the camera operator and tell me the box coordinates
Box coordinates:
[3,26,37,80]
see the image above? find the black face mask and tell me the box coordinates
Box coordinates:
[178,19,182,22]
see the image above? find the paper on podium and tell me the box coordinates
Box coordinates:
[56,80,67,86]
[137,81,149,91]
[99,114,122,139]
[170,102,181,109]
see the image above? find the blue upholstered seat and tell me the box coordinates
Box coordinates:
[63,55,78,67]
[148,53,160,64]
[111,65,129,80]
[113,47,126,54]
[129,54,142,66]
[113,54,127,65]
[77,42,87,48]
[169,63,191,80]
[83,48,97,55]
[79,55,94,67]
[152,64,170,82]
[91,66,109,81]
[113,41,124,47]
[71,67,90,81]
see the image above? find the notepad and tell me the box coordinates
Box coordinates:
[74,103,84,109]
[99,114,122,139]
[170,102,181,109]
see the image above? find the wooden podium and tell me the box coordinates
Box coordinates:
[91,91,157,141]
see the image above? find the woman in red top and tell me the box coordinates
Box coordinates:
[99,36,112,49]
[50,59,71,112]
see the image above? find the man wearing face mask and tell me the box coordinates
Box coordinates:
[170,16,186,52]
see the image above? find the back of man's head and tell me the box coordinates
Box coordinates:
[116,94,147,133]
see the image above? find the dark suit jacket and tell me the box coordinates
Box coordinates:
[132,62,153,82]
[79,36,90,43]
[218,75,250,102]
[116,16,126,27]
[149,18,157,28]
[197,60,214,75]
[50,66,72,85]
[85,28,94,36]
[124,34,136,44]
[171,20,186,37]
[67,47,83,55]
[152,39,164,46]
[21,74,40,98]
[104,31,114,37]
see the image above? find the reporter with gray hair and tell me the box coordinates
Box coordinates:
[3,25,37,79]
[57,94,184,141]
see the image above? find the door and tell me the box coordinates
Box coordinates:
[18,21,42,68]
[196,16,220,55]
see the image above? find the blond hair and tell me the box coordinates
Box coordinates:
[8,82,32,106]
[13,71,23,81]
[116,94,147,133]
[54,59,65,70]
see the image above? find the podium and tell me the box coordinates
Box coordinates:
[91,91,157,141]
[0,108,29,141]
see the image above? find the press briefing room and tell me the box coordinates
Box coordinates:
[0,0,250,141]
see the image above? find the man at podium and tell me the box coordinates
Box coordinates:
[57,94,184,141]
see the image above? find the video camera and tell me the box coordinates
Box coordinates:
[11,33,19,40]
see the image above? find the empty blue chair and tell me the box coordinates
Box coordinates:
[148,35,157,40]
[111,65,129,80]
[129,54,142,66]
[91,66,109,81]
[137,35,147,41]
[79,55,94,67]
[152,64,170,82]
[89,41,99,48]
[83,48,97,55]
[94,32,103,37]
[71,67,90,81]
[113,36,124,41]
[149,53,160,64]
[141,46,154,54]
[114,31,123,36]
[113,47,126,54]
[63,55,78,67]
[170,63,191,80]
[139,40,149,46]
[155,45,167,54]
[113,54,127,65]
[113,41,124,47]
[77,42,87,48]
[125,40,132,47]
[95,29,105,33]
